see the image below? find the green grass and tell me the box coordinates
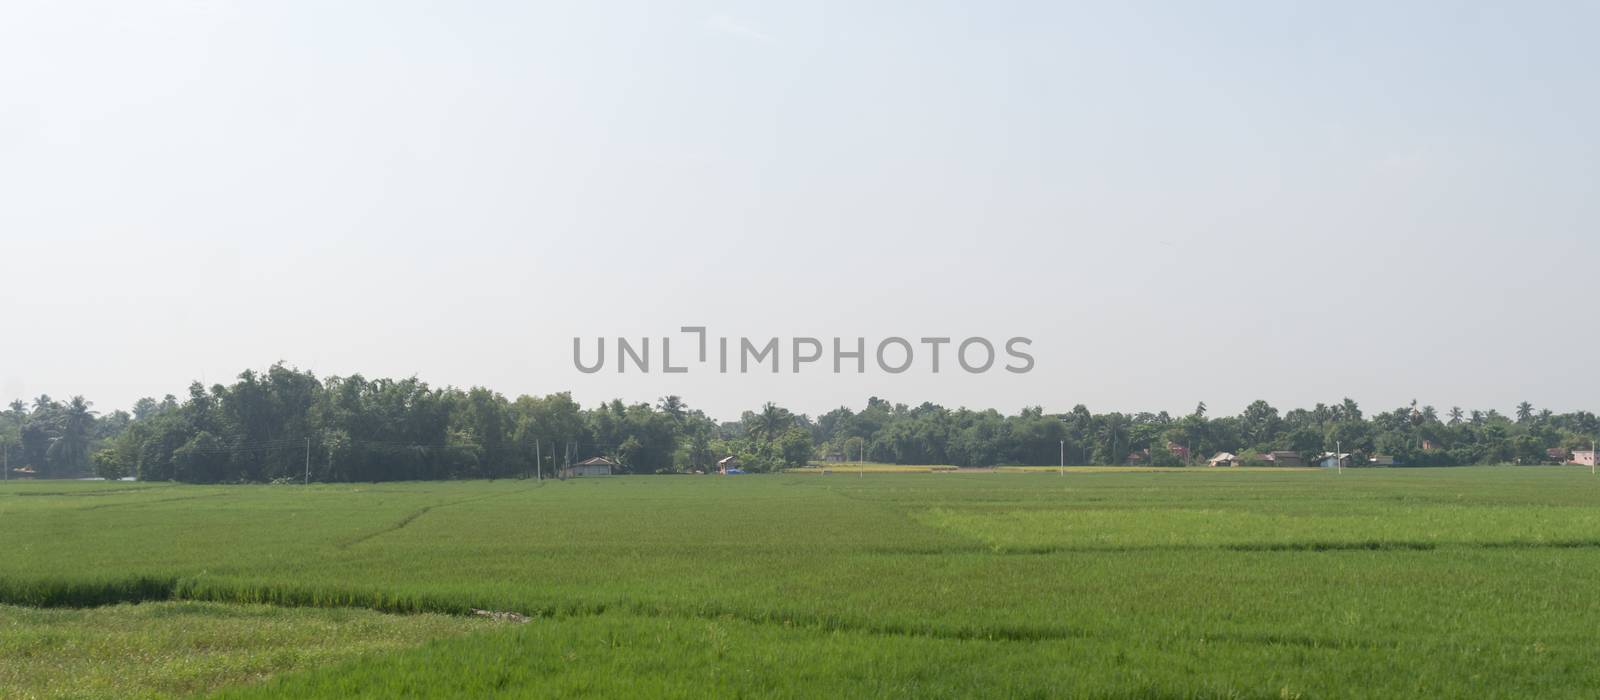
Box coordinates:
[791,462,958,472]
[0,602,485,699]
[993,465,1315,473]
[3,467,1600,697]
[790,463,1315,474]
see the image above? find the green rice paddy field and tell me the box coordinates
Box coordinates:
[4,467,1600,698]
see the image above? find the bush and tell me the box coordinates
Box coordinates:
[1147,445,1183,467]
[92,448,130,480]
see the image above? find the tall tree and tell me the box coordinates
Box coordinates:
[49,395,97,472]
[1516,402,1534,423]
[748,402,793,442]
[657,395,687,424]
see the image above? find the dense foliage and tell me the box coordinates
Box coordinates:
[811,397,1600,469]
[3,364,1597,482]
[0,396,128,479]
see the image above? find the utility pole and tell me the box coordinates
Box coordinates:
[304,437,311,485]
[1592,439,1596,476]
[535,439,542,481]
[1059,439,1065,476]
[1336,440,1343,475]
[3,444,7,481]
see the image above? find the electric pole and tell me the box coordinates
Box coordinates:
[1059,439,1065,476]
[304,437,311,485]
[535,439,542,481]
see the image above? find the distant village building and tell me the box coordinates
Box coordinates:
[561,456,616,478]
[1570,450,1597,467]
[1207,452,1238,467]
[717,455,739,475]
[1369,455,1397,467]
[1547,448,1572,464]
[1316,452,1353,468]
[1263,451,1304,467]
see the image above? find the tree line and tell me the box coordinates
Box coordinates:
[2,364,1597,482]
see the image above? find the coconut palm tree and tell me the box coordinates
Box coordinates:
[1516,402,1534,423]
[656,395,687,424]
[47,396,97,471]
[749,402,792,443]
[1098,413,1130,465]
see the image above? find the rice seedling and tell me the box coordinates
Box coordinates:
[3,467,1598,697]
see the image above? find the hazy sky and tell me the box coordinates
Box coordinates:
[2,1,1596,421]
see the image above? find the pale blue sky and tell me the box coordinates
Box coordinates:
[2,1,1596,420]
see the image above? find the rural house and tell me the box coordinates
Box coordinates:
[561,456,617,478]
[1315,453,1353,468]
[1263,451,1304,467]
[1570,450,1597,467]
[1207,452,1238,467]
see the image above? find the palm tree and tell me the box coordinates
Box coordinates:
[1448,407,1464,426]
[48,396,97,471]
[750,402,791,442]
[1342,398,1363,422]
[656,395,687,424]
[1516,402,1534,423]
[1098,414,1129,465]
